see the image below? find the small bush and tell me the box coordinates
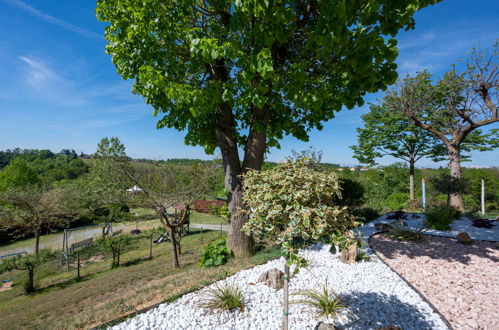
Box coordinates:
[199,238,230,268]
[292,281,346,319]
[198,283,245,312]
[334,178,364,207]
[424,205,462,231]
[352,207,380,223]
[387,222,427,242]
[386,192,409,210]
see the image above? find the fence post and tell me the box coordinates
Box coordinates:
[77,252,80,281]
[220,222,223,238]
[200,226,203,244]
[481,179,486,215]
[149,235,153,259]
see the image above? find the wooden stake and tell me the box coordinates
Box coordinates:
[77,252,80,280]
[149,235,153,259]
[282,263,289,330]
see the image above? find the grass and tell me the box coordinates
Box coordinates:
[291,281,346,320]
[0,210,222,256]
[197,282,245,312]
[0,229,280,330]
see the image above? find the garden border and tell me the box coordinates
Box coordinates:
[91,251,282,330]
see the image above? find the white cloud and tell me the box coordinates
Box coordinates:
[0,0,102,40]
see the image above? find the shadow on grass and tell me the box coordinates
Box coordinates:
[338,291,449,329]
[370,233,499,264]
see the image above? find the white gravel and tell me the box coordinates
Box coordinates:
[359,213,499,242]
[111,244,449,330]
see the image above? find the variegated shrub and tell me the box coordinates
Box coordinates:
[242,158,358,261]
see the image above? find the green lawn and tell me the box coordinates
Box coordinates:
[0,229,280,330]
[0,210,222,256]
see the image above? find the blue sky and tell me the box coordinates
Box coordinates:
[0,0,498,167]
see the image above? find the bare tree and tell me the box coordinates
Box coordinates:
[0,186,73,254]
[126,162,221,268]
[93,137,221,268]
[385,43,498,211]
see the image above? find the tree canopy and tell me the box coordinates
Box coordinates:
[385,44,498,210]
[96,0,441,256]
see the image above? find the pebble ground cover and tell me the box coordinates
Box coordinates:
[112,244,448,330]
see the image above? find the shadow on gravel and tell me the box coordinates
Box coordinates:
[370,234,499,264]
[339,291,447,329]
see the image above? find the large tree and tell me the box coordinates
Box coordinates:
[93,137,220,268]
[351,104,446,200]
[385,44,499,211]
[96,0,440,256]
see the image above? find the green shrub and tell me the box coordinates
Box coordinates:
[197,282,245,312]
[334,178,364,207]
[424,205,462,231]
[352,207,380,223]
[199,238,230,268]
[387,192,409,210]
[291,281,346,319]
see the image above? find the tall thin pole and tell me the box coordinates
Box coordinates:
[481,179,486,215]
[77,251,81,280]
[422,179,426,213]
[200,226,203,244]
[149,235,153,259]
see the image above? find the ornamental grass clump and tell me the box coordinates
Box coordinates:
[197,282,245,312]
[292,281,346,320]
[387,222,427,242]
[242,157,358,329]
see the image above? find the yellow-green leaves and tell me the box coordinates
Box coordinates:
[242,158,358,263]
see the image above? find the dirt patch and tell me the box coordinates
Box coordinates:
[70,253,105,268]
[0,281,14,292]
[371,234,499,330]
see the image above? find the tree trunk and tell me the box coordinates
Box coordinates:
[448,145,465,211]
[216,121,254,257]
[26,268,35,293]
[170,227,180,268]
[34,230,40,255]
[409,159,415,201]
[281,263,290,330]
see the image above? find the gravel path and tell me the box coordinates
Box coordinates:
[371,234,499,330]
[111,244,448,330]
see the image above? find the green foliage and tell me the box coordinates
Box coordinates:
[352,103,446,165]
[242,158,358,264]
[96,0,439,153]
[387,222,427,242]
[334,178,364,208]
[387,192,410,210]
[291,281,346,319]
[0,248,55,293]
[0,149,88,184]
[198,282,245,312]
[96,234,132,268]
[430,173,470,204]
[199,238,230,268]
[0,159,40,191]
[424,205,462,231]
[351,207,380,224]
